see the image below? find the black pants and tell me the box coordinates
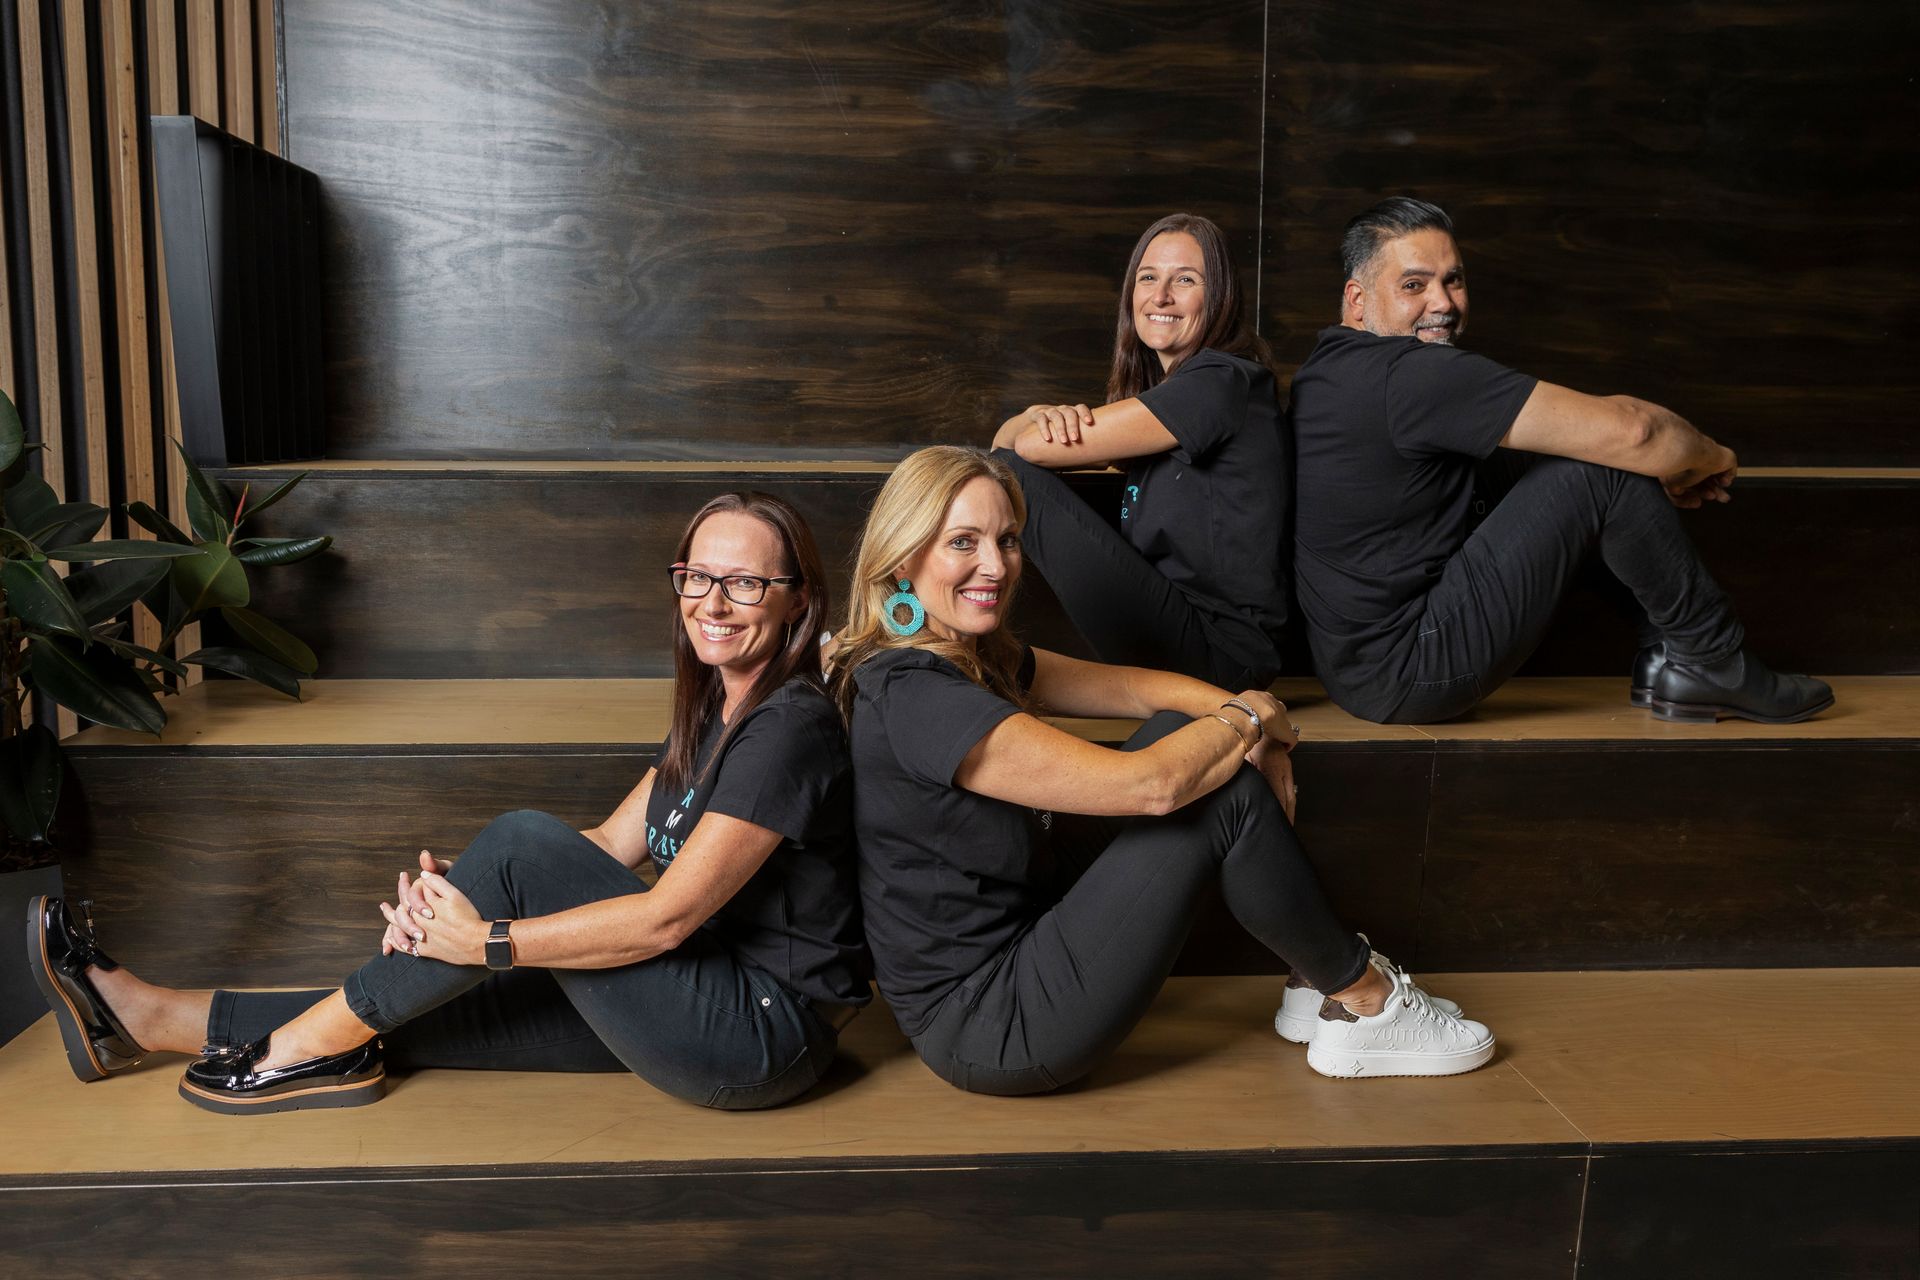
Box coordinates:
[995,449,1282,689]
[206,810,840,1111]
[910,713,1369,1096]
[1346,454,1746,724]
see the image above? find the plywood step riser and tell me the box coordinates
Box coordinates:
[61,739,1920,985]
[218,470,1920,678]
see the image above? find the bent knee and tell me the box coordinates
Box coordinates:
[460,809,567,865]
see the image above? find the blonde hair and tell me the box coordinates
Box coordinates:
[828,446,1032,718]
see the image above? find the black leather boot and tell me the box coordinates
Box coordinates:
[1650,648,1834,724]
[179,1034,385,1115]
[1630,643,1667,709]
[25,896,148,1081]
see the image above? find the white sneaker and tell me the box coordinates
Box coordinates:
[1305,964,1495,1079]
[1274,953,1462,1044]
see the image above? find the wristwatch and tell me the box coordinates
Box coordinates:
[485,919,516,971]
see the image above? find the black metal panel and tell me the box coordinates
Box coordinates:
[149,114,325,466]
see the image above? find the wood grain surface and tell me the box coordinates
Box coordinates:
[1262,1,1920,467]
[281,0,1266,458]
[222,465,1917,678]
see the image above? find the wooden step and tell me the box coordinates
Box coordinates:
[214,462,1920,678]
[57,677,1920,985]
[2,970,1915,1276]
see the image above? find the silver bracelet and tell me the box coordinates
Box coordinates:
[1208,713,1253,747]
[1221,698,1262,738]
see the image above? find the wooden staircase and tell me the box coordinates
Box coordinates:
[4,458,1915,1274]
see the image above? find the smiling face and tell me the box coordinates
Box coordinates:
[1131,231,1209,370]
[678,511,804,690]
[898,476,1022,645]
[1344,228,1469,344]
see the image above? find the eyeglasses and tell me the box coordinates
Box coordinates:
[668,565,800,606]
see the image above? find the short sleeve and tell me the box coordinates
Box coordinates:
[1383,345,1537,460]
[1137,351,1249,463]
[704,700,846,843]
[877,656,1022,787]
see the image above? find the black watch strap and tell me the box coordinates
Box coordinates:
[484,919,515,971]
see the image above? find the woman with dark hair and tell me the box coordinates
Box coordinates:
[830,447,1493,1094]
[990,212,1290,694]
[28,493,869,1114]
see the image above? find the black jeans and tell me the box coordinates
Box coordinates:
[910,713,1369,1096]
[206,810,840,1111]
[995,449,1282,689]
[1359,454,1746,724]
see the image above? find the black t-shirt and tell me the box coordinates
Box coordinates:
[644,677,871,1007]
[848,646,1050,1039]
[1288,327,1537,709]
[1126,348,1290,675]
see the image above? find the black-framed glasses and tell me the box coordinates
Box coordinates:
[669,565,800,606]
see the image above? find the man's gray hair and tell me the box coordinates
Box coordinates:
[1340,197,1455,283]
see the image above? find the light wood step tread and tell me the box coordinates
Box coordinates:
[219,460,1920,481]
[65,676,1920,749]
[3,969,1914,1179]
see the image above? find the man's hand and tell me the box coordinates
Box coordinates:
[1663,443,1738,508]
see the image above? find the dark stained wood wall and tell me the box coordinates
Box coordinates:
[1262,1,1920,467]
[282,0,1267,459]
[285,1,1915,465]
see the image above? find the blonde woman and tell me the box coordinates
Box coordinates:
[830,446,1491,1092]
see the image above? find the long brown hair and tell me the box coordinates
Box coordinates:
[827,447,1031,719]
[658,492,831,797]
[1105,212,1275,403]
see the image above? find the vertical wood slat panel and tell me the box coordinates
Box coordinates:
[149,0,201,681]
[187,0,218,124]
[59,0,107,505]
[222,0,253,143]
[16,0,66,501]
[253,0,278,155]
[99,0,160,652]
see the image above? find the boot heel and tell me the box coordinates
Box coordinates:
[1650,698,1719,724]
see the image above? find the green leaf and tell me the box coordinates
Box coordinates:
[183,645,302,697]
[220,606,317,675]
[1,558,90,640]
[28,501,108,548]
[0,724,62,843]
[236,472,308,527]
[27,635,167,733]
[139,574,188,636]
[96,633,190,677]
[68,558,171,625]
[233,534,332,566]
[126,501,194,545]
[174,441,232,542]
[3,471,60,537]
[0,388,23,472]
[43,539,200,562]
[169,543,250,614]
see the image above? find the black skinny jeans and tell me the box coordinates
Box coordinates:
[994,449,1282,689]
[1363,454,1746,724]
[205,810,841,1111]
[911,713,1369,1096]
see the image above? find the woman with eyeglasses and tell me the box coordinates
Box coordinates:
[29,492,870,1114]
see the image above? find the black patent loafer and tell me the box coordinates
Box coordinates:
[1630,643,1667,709]
[179,1035,385,1116]
[25,895,146,1082]
[1650,648,1835,725]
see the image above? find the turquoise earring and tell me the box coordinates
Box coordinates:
[883,578,926,636]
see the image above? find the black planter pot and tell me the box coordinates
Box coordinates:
[1,862,64,1048]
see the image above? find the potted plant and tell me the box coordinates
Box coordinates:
[0,387,331,1040]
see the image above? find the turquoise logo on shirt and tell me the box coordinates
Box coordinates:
[1122,484,1140,522]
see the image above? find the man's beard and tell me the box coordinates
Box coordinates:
[1413,316,1458,345]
